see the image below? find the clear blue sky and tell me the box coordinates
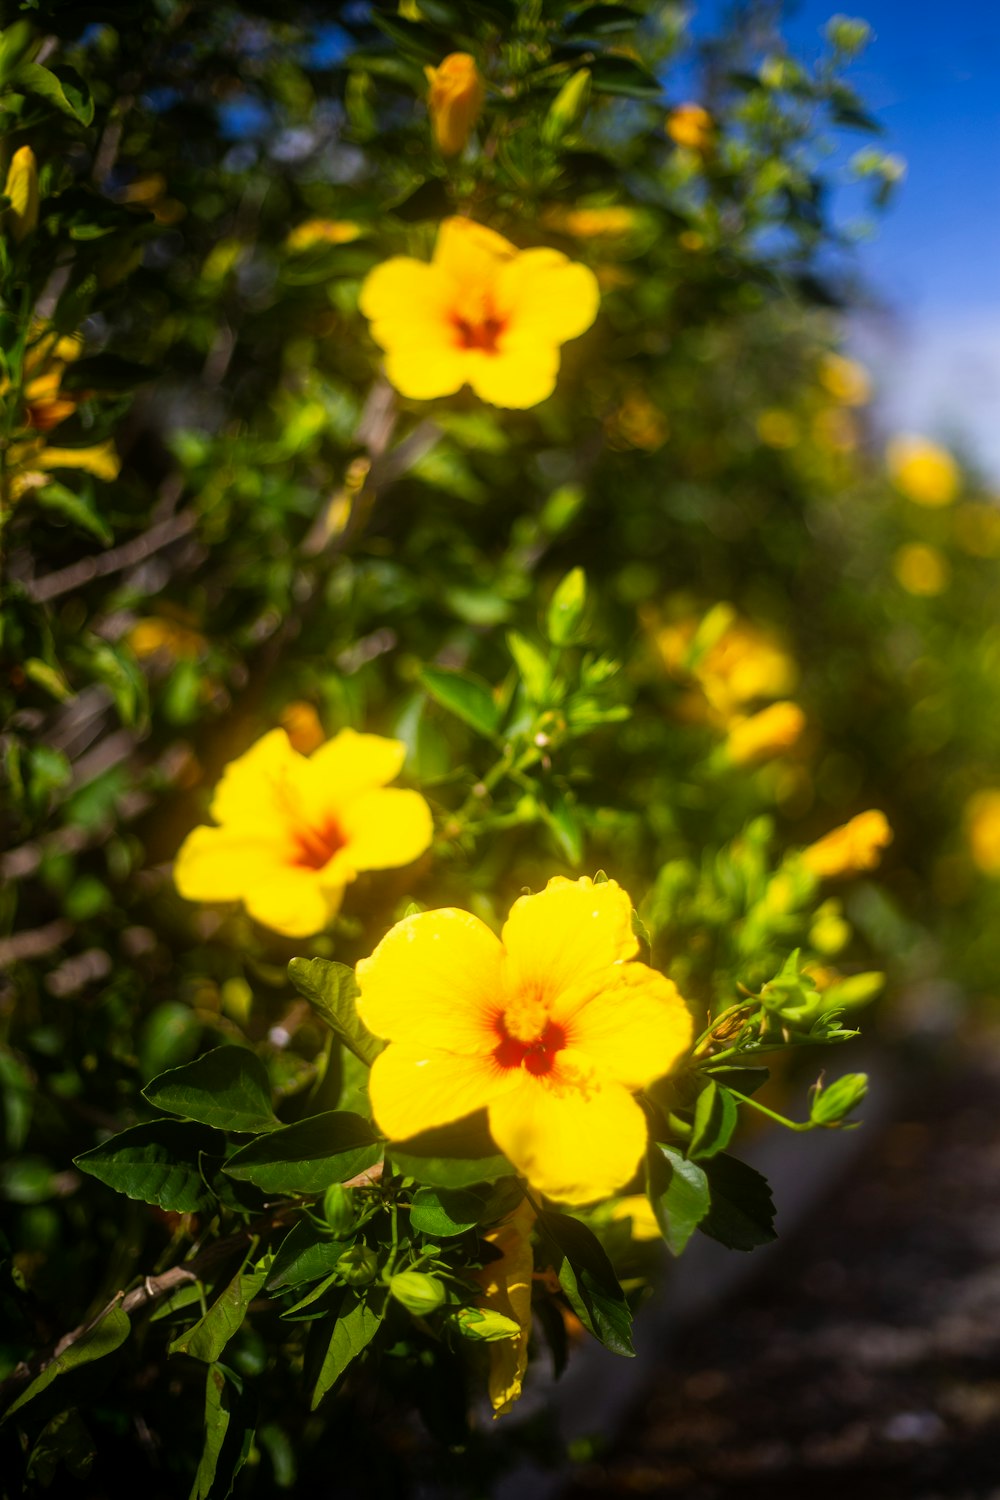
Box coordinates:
[701,1,1000,475]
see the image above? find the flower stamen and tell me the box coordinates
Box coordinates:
[494,1016,565,1076]
[451,311,506,353]
[291,819,346,870]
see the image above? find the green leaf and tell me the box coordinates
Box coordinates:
[85,641,148,730]
[170,1255,272,1363]
[74,1121,222,1213]
[267,1223,349,1290]
[703,1065,770,1096]
[699,1153,777,1251]
[646,1144,710,1256]
[586,54,661,99]
[420,666,500,737]
[33,481,113,545]
[224,1113,380,1196]
[409,1178,521,1238]
[565,4,642,36]
[190,1364,255,1500]
[16,62,94,124]
[539,1211,634,1357]
[506,631,550,703]
[0,22,35,89]
[144,1047,279,1134]
[286,959,383,1067]
[0,1047,33,1153]
[25,1409,96,1487]
[546,567,587,645]
[388,1115,511,1189]
[24,657,73,702]
[311,1289,384,1410]
[688,1081,739,1161]
[3,1304,130,1421]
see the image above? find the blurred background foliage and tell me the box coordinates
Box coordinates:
[1,0,999,1493]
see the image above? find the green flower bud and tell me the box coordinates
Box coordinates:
[389,1271,446,1316]
[810,1072,868,1127]
[543,68,591,143]
[454,1307,521,1342]
[336,1245,378,1286]
[322,1183,355,1236]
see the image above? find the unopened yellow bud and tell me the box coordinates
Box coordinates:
[3,145,38,244]
[286,218,362,252]
[424,52,485,157]
[966,789,1000,877]
[887,435,960,507]
[666,103,714,152]
[279,700,326,755]
[725,702,805,765]
[802,810,892,880]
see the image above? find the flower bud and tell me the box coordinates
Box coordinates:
[322,1183,355,1236]
[543,68,591,143]
[388,1270,446,1315]
[336,1245,378,1286]
[424,53,485,157]
[454,1306,521,1342]
[810,1072,868,1127]
[724,702,805,766]
[3,145,38,244]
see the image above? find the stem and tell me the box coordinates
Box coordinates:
[727,1088,814,1132]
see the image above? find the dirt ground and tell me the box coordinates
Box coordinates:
[563,1043,1000,1500]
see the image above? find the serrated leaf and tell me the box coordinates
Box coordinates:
[688,1081,739,1161]
[420,665,500,737]
[539,1211,634,1357]
[699,1152,777,1251]
[287,959,382,1067]
[143,1047,279,1134]
[170,1255,271,1363]
[34,482,113,545]
[74,1121,222,1213]
[646,1144,710,1256]
[310,1289,384,1410]
[190,1364,255,1500]
[3,1304,130,1421]
[387,1115,511,1189]
[223,1113,380,1195]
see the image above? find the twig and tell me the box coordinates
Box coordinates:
[0,920,73,968]
[26,511,197,604]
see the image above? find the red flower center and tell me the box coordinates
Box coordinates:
[494,1017,566,1076]
[291,819,346,870]
[451,312,506,354]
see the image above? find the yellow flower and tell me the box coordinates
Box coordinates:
[666,103,714,152]
[472,1200,535,1415]
[2,437,120,507]
[357,876,692,1204]
[802,810,892,879]
[540,204,639,240]
[174,728,433,938]
[887,435,959,507]
[818,353,871,406]
[966,790,1000,877]
[359,217,600,408]
[279,700,326,754]
[893,542,949,596]
[756,409,799,449]
[424,53,485,156]
[3,146,39,243]
[609,1194,661,1241]
[724,702,805,765]
[129,615,205,661]
[286,218,363,252]
[651,610,797,723]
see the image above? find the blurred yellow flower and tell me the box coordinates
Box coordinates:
[472,1200,535,1415]
[129,616,205,661]
[279,700,326,754]
[3,146,38,243]
[286,218,363,252]
[887,435,960,507]
[817,353,871,406]
[802,810,892,879]
[540,204,638,240]
[609,1194,661,1241]
[893,542,949,596]
[666,102,714,152]
[725,702,805,766]
[424,52,485,156]
[966,790,1000,877]
[652,610,797,723]
[360,218,599,408]
[174,728,433,938]
[357,876,692,1204]
[117,172,185,225]
[756,409,799,449]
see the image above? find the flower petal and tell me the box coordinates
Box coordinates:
[359,256,451,335]
[173,824,292,902]
[464,345,560,409]
[369,1044,518,1140]
[475,1201,535,1416]
[432,217,517,290]
[302,729,407,820]
[496,249,600,346]
[242,867,343,938]
[356,908,504,1051]
[383,342,470,400]
[488,1068,648,1203]
[567,962,692,1090]
[338,787,433,872]
[500,876,638,1017]
[209,728,303,832]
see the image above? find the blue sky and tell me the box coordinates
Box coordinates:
[756,1,1000,476]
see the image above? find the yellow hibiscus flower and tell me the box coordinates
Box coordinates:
[358,217,600,409]
[174,728,433,938]
[357,876,693,1204]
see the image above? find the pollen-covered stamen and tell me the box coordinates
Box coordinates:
[450,310,507,353]
[290,819,346,870]
[494,1015,566,1076]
